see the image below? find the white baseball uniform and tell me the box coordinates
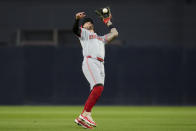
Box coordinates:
[79,28,107,90]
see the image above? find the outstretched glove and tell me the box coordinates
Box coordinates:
[95,7,112,24]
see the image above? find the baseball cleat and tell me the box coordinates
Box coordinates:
[79,112,96,127]
[74,118,93,129]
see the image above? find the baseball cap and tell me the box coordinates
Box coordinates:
[81,17,94,26]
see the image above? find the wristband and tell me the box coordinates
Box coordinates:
[108,25,115,30]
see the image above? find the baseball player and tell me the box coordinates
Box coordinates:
[72,8,118,129]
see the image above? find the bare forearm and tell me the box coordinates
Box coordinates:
[106,21,119,43]
[107,28,118,41]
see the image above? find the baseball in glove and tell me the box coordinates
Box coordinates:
[95,7,112,24]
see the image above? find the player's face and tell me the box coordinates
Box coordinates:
[83,22,94,30]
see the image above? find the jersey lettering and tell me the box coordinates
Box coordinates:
[89,35,104,41]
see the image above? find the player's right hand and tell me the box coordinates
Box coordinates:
[76,12,86,20]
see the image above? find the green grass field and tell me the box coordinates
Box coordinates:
[0,106,196,131]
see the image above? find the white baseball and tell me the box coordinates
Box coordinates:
[102,8,108,13]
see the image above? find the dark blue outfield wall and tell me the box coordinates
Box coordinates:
[0,46,196,105]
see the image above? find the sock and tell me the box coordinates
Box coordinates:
[83,85,104,112]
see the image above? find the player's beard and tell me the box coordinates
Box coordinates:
[86,25,94,30]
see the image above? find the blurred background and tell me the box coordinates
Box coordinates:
[0,0,195,105]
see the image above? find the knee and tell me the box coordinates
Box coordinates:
[93,83,104,91]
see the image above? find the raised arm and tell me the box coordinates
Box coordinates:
[94,7,119,43]
[72,12,86,37]
[105,20,119,43]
